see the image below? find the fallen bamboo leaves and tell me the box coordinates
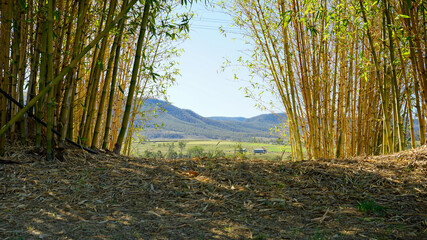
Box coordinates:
[0,144,426,239]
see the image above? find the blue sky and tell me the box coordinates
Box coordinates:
[167,3,274,118]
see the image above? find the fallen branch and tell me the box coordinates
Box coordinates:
[0,88,97,154]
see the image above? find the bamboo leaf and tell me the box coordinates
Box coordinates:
[398,14,410,18]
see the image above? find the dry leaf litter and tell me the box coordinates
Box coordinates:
[0,143,426,239]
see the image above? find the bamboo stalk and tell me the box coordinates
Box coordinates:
[113,0,152,154]
[46,0,55,160]
[102,0,128,150]
[0,0,139,138]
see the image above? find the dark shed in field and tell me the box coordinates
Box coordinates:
[253,148,267,154]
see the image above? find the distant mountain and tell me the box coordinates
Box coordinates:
[208,116,246,122]
[137,99,287,141]
[243,113,288,126]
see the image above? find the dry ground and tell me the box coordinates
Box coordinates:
[0,144,426,239]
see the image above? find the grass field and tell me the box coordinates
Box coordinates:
[131,140,293,160]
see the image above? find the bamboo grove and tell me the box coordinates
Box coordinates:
[0,0,195,159]
[221,0,427,160]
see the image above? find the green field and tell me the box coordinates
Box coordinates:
[131,140,292,161]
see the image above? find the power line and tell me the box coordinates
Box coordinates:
[190,27,245,35]
[186,14,244,34]
[191,24,235,29]
[190,24,244,34]
[192,17,234,24]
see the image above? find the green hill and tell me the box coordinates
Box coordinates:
[137,99,286,141]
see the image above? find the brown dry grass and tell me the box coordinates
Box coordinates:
[0,143,426,239]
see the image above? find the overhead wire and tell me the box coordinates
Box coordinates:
[188,17,245,35]
[190,28,244,35]
[192,17,234,24]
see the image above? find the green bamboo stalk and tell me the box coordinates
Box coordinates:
[384,0,404,151]
[102,11,127,150]
[113,0,152,154]
[359,0,393,153]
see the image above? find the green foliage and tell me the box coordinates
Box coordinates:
[178,141,186,148]
[206,141,225,159]
[155,150,163,159]
[178,141,186,154]
[143,150,154,158]
[167,142,175,150]
[166,142,178,159]
[253,232,269,240]
[234,142,247,159]
[357,199,386,216]
[166,150,178,159]
[308,228,328,240]
[208,149,225,158]
[10,232,25,240]
[234,142,244,153]
[187,145,205,158]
